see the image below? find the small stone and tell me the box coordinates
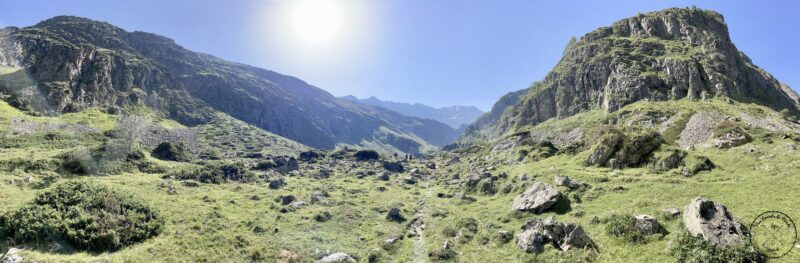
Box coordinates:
[634,215,660,235]
[387,208,406,222]
[316,252,356,263]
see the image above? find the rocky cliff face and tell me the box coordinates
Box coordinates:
[463,8,800,141]
[0,16,457,153]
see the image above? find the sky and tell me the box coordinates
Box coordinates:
[2,0,799,111]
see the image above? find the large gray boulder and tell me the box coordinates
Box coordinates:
[1,248,22,263]
[516,217,593,253]
[511,183,561,214]
[316,252,356,263]
[682,197,746,246]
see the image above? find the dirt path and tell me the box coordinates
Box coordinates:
[412,181,432,263]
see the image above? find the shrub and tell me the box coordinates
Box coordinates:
[354,150,380,161]
[3,181,163,252]
[151,142,193,162]
[253,160,278,171]
[604,214,645,244]
[668,230,765,263]
[168,161,255,184]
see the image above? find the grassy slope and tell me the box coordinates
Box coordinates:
[1,99,799,262]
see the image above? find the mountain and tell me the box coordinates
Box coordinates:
[0,16,457,154]
[462,7,800,142]
[341,95,484,130]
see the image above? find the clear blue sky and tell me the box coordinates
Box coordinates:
[2,0,799,111]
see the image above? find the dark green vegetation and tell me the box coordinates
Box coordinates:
[1,181,163,252]
[151,142,193,162]
[668,229,766,263]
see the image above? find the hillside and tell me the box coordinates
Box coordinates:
[0,16,456,154]
[462,7,800,143]
[342,95,484,130]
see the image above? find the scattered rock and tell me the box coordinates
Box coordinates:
[280,195,296,205]
[1,248,22,263]
[516,217,594,253]
[382,161,404,173]
[268,178,285,189]
[634,215,660,235]
[277,249,301,263]
[511,182,561,214]
[404,176,418,185]
[662,207,681,219]
[554,175,582,189]
[310,190,330,205]
[454,193,476,203]
[289,201,307,208]
[387,208,406,222]
[316,252,356,263]
[682,198,746,246]
[298,150,325,163]
[426,162,436,169]
[377,172,390,181]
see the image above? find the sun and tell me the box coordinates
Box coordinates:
[291,0,344,46]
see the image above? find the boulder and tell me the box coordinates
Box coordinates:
[634,215,660,235]
[298,150,324,163]
[712,130,751,148]
[682,198,746,246]
[268,178,285,189]
[404,176,418,185]
[662,207,681,219]
[554,175,581,189]
[280,195,296,205]
[382,161,404,173]
[386,208,406,222]
[511,183,561,214]
[1,248,22,263]
[377,172,390,181]
[277,249,301,263]
[316,252,356,263]
[516,217,593,253]
[310,190,330,205]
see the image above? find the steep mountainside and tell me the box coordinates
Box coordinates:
[341,95,484,130]
[463,8,800,142]
[0,16,456,153]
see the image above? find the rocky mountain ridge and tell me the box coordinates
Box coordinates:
[0,16,457,154]
[462,7,800,142]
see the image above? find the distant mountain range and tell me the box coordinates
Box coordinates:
[341,95,484,130]
[0,16,460,154]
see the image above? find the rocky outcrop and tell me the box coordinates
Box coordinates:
[682,197,746,246]
[516,217,594,253]
[511,183,561,213]
[463,8,800,142]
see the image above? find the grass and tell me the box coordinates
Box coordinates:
[1,98,800,262]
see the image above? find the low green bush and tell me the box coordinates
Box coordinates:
[168,161,255,184]
[2,181,163,252]
[668,229,765,263]
[604,214,645,244]
[151,142,193,162]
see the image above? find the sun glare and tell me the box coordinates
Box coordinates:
[291,0,344,46]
